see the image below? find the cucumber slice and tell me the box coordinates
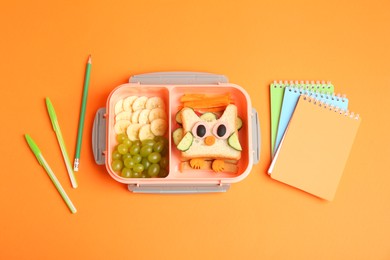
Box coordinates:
[175,109,183,125]
[236,116,243,131]
[172,128,184,146]
[200,112,217,122]
[177,132,194,151]
[228,132,242,151]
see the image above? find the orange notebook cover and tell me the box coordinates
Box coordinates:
[268,95,361,201]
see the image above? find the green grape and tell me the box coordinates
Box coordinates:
[133,163,145,173]
[140,145,153,157]
[148,152,161,163]
[111,159,123,172]
[141,158,151,170]
[153,141,164,153]
[156,136,169,156]
[129,145,140,155]
[112,150,122,160]
[158,168,169,178]
[132,154,142,164]
[133,140,142,147]
[141,174,148,178]
[122,138,133,147]
[154,136,166,143]
[116,133,127,143]
[132,171,142,178]
[117,144,129,155]
[122,153,132,160]
[161,146,168,156]
[121,168,133,178]
[159,156,169,169]
[142,139,155,147]
[148,163,160,177]
[124,158,135,168]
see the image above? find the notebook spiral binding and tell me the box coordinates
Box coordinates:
[303,94,360,120]
[272,80,333,91]
[287,86,347,102]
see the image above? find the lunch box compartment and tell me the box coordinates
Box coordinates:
[169,86,251,180]
[105,86,170,182]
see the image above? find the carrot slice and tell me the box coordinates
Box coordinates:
[183,95,230,109]
[212,159,225,172]
[180,93,231,102]
[179,160,238,173]
[180,94,205,102]
[195,107,226,113]
[204,136,216,146]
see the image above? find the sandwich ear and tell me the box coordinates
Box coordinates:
[181,108,201,132]
[218,105,237,129]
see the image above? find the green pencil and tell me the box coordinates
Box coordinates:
[25,134,77,214]
[73,55,92,172]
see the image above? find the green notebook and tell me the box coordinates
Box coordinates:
[270,81,334,156]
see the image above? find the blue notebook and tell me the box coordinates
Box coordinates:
[273,87,349,155]
[270,81,334,157]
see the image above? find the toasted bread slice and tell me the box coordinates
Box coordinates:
[180,104,241,161]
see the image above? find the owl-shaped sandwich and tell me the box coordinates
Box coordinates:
[176,104,242,172]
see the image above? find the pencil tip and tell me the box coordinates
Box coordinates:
[88,55,92,63]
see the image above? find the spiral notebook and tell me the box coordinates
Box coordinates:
[270,81,334,156]
[268,94,361,201]
[273,87,348,156]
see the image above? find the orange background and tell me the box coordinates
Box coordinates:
[1,0,389,259]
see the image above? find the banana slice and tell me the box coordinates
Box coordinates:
[115,111,132,122]
[126,123,142,141]
[114,99,124,115]
[123,96,138,111]
[132,96,148,111]
[138,109,151,125]
[146,97,165,110]
[139,124,155,141]
[148,107,167,122]
[114,120,131,134]
[131,110,141,123]
[150,118,168,136]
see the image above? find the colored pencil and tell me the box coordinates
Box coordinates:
[73,55,92,171]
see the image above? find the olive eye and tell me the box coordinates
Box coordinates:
[212,122,230,139]
[192,122,209,139]
[217,124,226,137]
[196,125,206,138]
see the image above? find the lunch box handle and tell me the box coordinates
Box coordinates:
[128,184,231,193]
[92,108,106,165]
[251,108,261,165]
[129,71,229,85]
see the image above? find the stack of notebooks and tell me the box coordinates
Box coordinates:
[268,81,361,201]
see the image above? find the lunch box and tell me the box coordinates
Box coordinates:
[92,72,261,193]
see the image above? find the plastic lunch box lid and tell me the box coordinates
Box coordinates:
[92,72,261,193]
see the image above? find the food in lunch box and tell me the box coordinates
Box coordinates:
[122,96,138,111]
[111,134,169,178]
[114,96,168,140]
[179,160,238,173]
[114,98,124,115]
[174,101,243,173]
[179,93,233,112]
[114,120,131,134]
[148,107,167,122]
[112,95,169,178]
[146,96,165,109]
[115,110,132,121]
[132,96,148,111]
